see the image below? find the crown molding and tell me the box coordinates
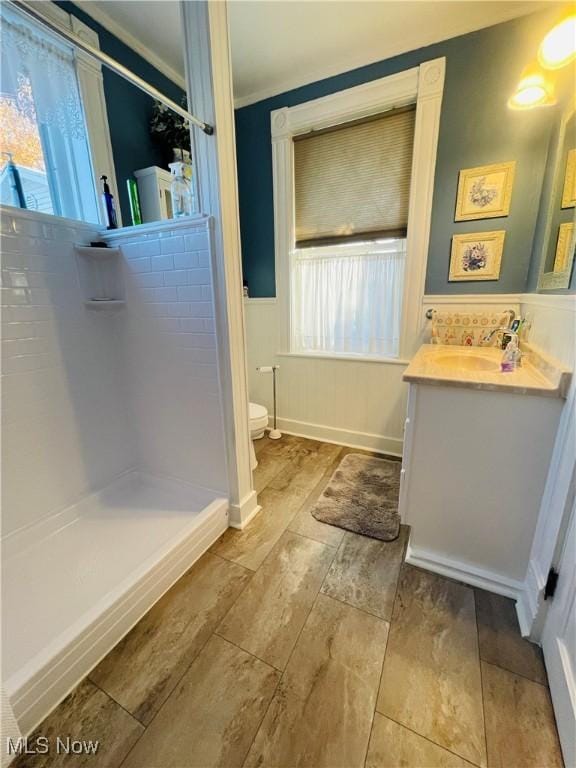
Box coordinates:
[73,1,186,90]
[233,3,552,109]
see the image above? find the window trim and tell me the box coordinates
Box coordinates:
[19,1,121,227]
[271,58,445,360]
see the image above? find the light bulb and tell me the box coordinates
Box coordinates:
[508,72,556,110]
[538,15,576,70]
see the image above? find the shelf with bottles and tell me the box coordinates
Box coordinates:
[133,163,197,224]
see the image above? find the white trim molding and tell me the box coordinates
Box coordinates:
[406,542,526,603]
[182,1,258,529]
[243,297,278,306]
[274,417,403,457]
[520,292,576,312]
[271,58,445,359]
[423,293,523,306]
[520,376,576,639]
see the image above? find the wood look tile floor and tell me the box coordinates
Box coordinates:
[15,436,564,768]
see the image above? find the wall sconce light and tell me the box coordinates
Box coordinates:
[508,64,556,110]
[538,14,576,70]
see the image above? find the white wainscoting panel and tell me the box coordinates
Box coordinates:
[244,298,407,455]
[244,294,527,456]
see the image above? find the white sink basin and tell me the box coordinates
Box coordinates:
[404,344,571,397]
[433,353,500,372]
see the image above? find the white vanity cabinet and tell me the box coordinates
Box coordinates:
[399,366,565,597]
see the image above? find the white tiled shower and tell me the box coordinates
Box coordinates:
[1,208,230,734]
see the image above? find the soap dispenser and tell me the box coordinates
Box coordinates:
[100,175,118,229]
[500,337,521,372]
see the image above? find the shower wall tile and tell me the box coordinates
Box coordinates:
[2,211,228,538]
[105,217,228,496]
[1,210,135,538]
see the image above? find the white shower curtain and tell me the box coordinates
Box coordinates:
[291,239,406,358]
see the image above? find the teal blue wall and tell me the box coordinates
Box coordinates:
[235,10,559,297]
[57,2,186,225]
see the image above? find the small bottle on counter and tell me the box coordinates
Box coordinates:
[169,162,192,218]
[501,337,522,372]
[100,175,118,229]
[127,178,142,226]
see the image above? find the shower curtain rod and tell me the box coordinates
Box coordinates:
[8,0,214,135]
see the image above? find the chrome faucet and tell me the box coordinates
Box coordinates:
[482,327,519,349]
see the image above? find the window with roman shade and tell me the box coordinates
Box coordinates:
[290,106,416,359]
[293,106,416,248]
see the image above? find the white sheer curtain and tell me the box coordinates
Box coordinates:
[291,239,406,358]
[1,6,85,139]
[1,5,99,222]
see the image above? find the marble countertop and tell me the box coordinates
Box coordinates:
[403,344,571,398]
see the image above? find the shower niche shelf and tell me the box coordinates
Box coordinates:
[75,245,125,308]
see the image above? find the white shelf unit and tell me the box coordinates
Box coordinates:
[134,166,173,223]
[75,245,125,308]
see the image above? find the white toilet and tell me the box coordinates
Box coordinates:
[249,402,268,469]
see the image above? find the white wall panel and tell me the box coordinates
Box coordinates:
[1,210,134,537]
[1,210,229,540]
[244,299,407,455]
[105,217,228,494]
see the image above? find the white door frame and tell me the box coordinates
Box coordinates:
[181,0,259,528]
[541,496,576,768]
[517,373,576,636]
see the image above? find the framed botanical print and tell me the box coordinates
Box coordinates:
[449,231,505,281]
[455,161,515,221]
[553,222,574,272]
[561,148,576,208]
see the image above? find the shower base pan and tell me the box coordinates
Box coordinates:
[2,470,228,734]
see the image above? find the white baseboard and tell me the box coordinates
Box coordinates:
[405,542,528,620]
[273,416,403,457]
[228,489,261,528]
[516,559,546,638]
[11,502,228,736]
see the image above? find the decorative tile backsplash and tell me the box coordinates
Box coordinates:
[431,310,514,346]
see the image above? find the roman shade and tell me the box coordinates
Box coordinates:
[294,106,416,247]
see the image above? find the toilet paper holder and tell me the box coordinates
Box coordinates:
[256,365,281,440]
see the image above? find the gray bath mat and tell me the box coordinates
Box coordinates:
[311,453,401,541]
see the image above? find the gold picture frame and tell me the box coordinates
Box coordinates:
[449,231,505,281]
[455,161,515,221]
[553,222,574,273]
[561,148,576,208]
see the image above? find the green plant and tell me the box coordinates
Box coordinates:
[150,98,191,152]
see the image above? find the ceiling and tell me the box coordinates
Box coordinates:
[78,1,549,107]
